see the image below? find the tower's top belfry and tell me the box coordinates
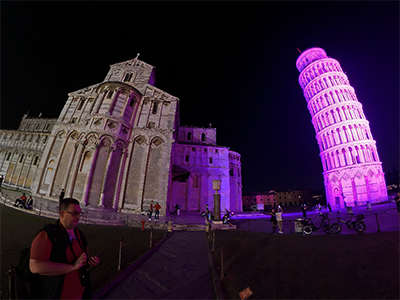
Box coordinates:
[296,47,328,73]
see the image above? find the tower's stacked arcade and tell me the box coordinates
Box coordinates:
[296,47,387,207]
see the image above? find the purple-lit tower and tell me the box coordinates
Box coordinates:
[296,47,387,208]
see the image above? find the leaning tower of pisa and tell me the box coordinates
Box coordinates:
[296,47,387,208]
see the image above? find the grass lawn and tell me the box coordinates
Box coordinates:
[1,205,165,299]
[210,230,399,299]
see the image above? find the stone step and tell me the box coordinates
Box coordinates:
[173,224,207,231]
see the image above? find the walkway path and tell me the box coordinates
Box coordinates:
[94,231,215,299]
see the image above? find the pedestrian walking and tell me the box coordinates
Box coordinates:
[149,201,154,221]
[395,192,400,213]
[301,204,307,219]
[204,204,211,222]
[327,203,332,213]
[176,204,181,216]
[0,175,3,189]
[154,202,161,222]
[269,208,277,233]
[276,206,283,234]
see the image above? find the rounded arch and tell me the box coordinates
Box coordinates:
[150,136,165,147]
[67,130,80,140]
[133,135,147,145]
[99,134,114,146]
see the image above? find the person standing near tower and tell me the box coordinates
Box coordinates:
[301,204,307,219]
[269,208,277,233]
[276,206,283,234]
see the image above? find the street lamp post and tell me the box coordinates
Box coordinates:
[212,180,221,221]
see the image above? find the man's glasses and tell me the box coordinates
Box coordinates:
[64,210,84,217]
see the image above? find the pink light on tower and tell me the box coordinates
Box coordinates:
[296,47,388,208]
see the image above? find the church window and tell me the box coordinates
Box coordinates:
[106,90,114,99]
[19,154,24,163]
[185,155,189,162]
[6,152,11,161]
[129,97,135,107]
[187,132,193,141]
[33,156,39,165]
[35,124,40,130]
[152,102,158,114]
[77,100,85,111]
[229,168,234,176]
[71,118,77,123]
[201,133,206,142]
[209,157,213,164]
[43,136,47,144]
[80,152,92,173]
[215,149,218,153]
[371,151,376,162]
[193,175,198,188]
[123,73,133,82]
[204,148,207,152]
[192,147,195,151]
[45,124,50,131]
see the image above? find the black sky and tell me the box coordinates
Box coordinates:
[1,2,399,194]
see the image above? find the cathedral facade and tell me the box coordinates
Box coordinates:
[0,57,242,216]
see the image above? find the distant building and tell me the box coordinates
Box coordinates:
[242,189,309,211]
[0,57,242,215]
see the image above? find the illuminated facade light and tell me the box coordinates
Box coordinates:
[296,47,387,208]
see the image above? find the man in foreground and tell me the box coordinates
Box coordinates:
[29,198,100,299]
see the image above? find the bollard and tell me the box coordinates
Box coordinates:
[149,226,153,248]
[205,222,210,233]
[118,238,123,271]
[167,220,173,232]
[220,245,224,279]
[375,213,380,232]
[141,219,145,231]
[9,267,16,300]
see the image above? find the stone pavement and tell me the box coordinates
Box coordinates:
[0,187,208,227]
[94,231,215,299]
[2,186,399,300]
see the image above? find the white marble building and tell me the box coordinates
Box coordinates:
[0,56,242,215]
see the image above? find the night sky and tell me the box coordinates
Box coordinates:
[2,2,399,194]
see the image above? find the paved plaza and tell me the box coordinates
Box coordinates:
[2,187,399,299]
